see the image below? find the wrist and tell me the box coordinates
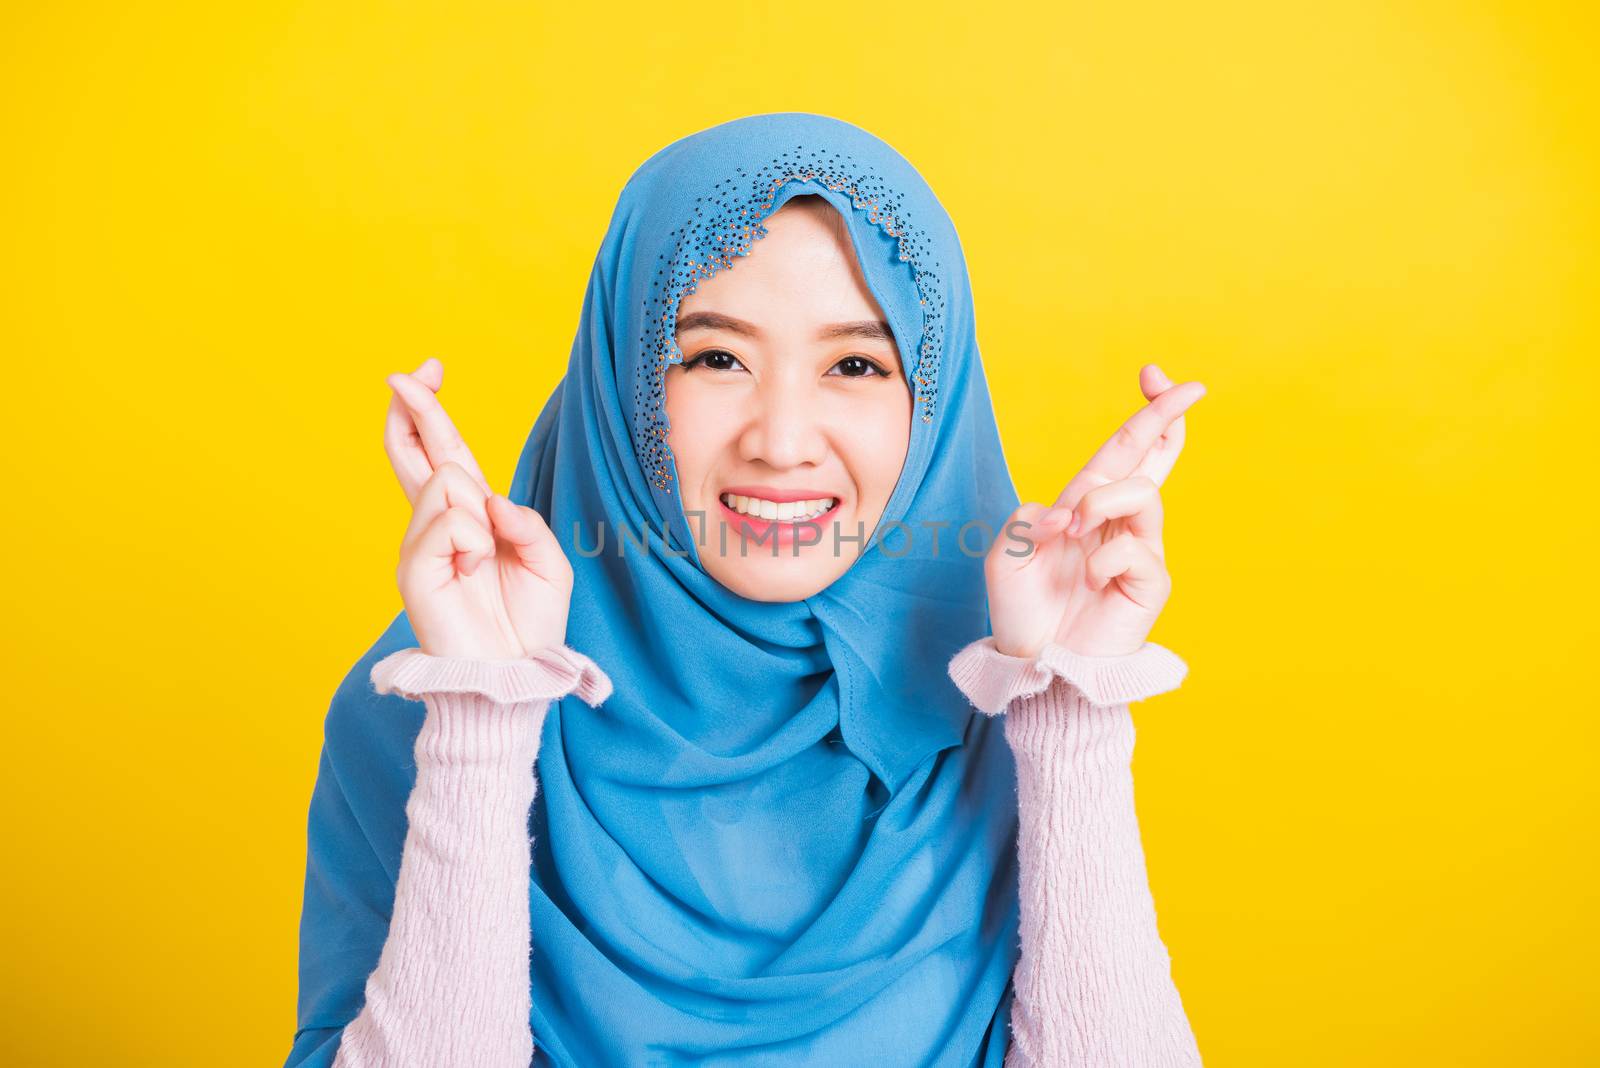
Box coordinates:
[991,633,1141,660]
[371,644,613,708]
[948,635,1188,716]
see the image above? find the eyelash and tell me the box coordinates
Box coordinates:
[681,349,892,378]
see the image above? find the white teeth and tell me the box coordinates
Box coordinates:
[720,493,838,521]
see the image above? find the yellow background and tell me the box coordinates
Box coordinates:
[3,2,1594,1064]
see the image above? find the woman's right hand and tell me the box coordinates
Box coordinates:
[383,357,574,659]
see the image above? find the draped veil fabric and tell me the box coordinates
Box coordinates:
[288,112,1024,1068]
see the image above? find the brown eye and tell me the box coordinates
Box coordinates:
[828,355,890,378]
[683,349,746,372]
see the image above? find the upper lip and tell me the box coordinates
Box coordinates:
[720,484,840,503]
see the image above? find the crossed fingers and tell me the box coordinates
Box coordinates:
[383,357,493,504]
[1052,365,1205,518]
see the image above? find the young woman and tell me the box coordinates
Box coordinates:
[285,113,1208,1067]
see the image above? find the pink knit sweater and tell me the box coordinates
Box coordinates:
[327,637,1201,1067]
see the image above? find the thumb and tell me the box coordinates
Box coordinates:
[988,501,1067,578]
[486,494,571,584]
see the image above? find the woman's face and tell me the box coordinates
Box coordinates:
[664,196,912,602]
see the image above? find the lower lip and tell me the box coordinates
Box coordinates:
[717,497,842,550]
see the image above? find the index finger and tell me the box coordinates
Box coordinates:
[1053,372,1205,510]
[1129,363,1191,487]
[386,370,493,495]
[383,358,445,503]
[1086,379,1204,479]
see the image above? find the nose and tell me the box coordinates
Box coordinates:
[738,376,828,470]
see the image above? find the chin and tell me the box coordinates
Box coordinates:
[705,556,844,603]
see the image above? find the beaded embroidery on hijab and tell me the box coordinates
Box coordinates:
[289,112,1023,1068]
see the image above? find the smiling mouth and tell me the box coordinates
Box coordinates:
[718,492,840,522]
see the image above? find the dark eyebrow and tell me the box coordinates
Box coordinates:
[817,320,895,342]
[675,311,760,338]
[675,310,895,344]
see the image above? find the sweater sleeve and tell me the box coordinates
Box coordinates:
[948,637,1202,1067]
[330,644,612,1068]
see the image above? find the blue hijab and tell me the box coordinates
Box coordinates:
[287,113,1023,1068]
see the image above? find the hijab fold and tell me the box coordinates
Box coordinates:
[288,113,1022,1068]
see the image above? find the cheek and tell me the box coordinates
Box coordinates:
[664,376,739,483]
[833,385,912,499]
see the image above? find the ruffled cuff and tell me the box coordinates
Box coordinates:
[947,635,1188,716]
[370,645,613,708]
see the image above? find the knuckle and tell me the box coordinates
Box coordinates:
[442,504,483,529]
[1081,479,1112,506]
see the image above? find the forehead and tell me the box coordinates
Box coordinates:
[696,198,853,274]
[677,207,885,327]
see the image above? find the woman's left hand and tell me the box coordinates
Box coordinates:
[985,365,1207,659]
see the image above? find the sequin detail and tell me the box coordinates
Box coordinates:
[634,146,946,493]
